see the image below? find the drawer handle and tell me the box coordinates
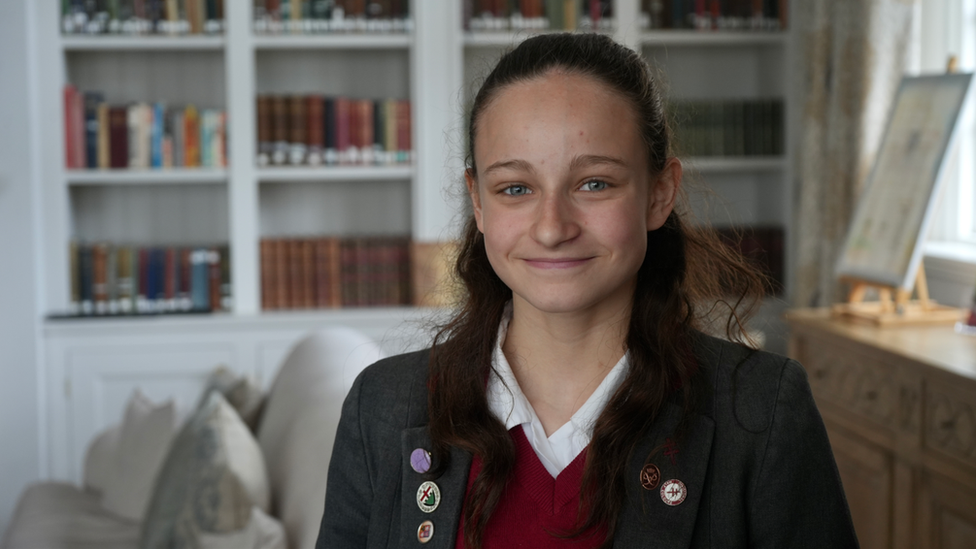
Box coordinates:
[865,390,878,400]
[815,369,827,379]
[941,419,956,429]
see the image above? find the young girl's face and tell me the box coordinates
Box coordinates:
[467,70,677,319]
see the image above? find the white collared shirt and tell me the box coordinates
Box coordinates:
[486,308,630,478]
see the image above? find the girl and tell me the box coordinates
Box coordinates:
[318,32,858,549]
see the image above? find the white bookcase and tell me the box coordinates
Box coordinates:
[31,0,792,482]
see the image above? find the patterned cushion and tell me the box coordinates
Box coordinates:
[101,390,177,522]
[140,392,271,549]
[197,366,266,432]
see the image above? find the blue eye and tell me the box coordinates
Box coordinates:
[581,179,608,191]
[503,185,530,196]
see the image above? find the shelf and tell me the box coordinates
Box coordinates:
[463,31,546,47]
[641,31,786,46]
[65,168,228,185]
[683,157,785,172]
[253,34,412,50]
[43,306,439,336]
[61,35,225,51]
[257,165,414,182]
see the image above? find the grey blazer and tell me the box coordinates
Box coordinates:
[316,333,859,548]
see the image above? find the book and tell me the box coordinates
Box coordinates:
[110,106,129,169]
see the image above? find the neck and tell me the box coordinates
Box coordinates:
[502,298,630,436]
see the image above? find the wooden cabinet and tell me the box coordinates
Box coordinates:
[787,309,976,549]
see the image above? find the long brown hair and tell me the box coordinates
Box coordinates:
[427,32,766,548]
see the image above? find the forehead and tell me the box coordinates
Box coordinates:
[473,71,644,167]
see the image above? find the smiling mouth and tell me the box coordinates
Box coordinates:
[522,257,594,269]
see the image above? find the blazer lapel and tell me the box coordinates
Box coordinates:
[613,402,715,548]
[399,426,473,548]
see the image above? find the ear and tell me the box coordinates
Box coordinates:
[647,157,681,231]
[465,169,485,233]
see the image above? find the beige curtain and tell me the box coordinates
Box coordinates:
[792,0,917,307]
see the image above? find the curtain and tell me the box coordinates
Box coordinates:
[792,0,917,307]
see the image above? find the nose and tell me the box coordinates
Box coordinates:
[530,192,580,248]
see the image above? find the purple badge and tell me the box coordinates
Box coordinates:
[410,448,431,474]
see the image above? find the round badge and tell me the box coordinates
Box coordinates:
[417,520,434,543]
[416,481,440,513]
[660,479,687,506]
[639,463,661,490]
[410,448,431,474]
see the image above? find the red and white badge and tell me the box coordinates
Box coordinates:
[660,479,687,506]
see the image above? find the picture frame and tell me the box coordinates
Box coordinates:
[836,73,974,291]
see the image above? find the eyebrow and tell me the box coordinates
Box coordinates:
[568,154,628,171]
[481,154,627,176]
[482,159,535,177]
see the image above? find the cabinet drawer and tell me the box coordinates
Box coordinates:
[794,332,897,431]
[925,381,976,470]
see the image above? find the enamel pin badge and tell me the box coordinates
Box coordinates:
[417,520,434,543]
[640,463,661,490]
[416,481,440,513]
[660,479,687,506]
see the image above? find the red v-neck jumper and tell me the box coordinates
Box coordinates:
[454,426,606,548]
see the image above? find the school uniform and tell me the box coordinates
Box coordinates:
[315,331,859,548]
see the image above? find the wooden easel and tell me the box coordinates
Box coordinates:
[831,262,964,326]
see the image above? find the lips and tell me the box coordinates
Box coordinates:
[522,257,594,269]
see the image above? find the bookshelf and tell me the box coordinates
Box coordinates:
[29,0,793,482]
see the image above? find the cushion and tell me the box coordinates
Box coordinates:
[197,507,287,549]
[101,390,177,522]
[83,424,121,496]
[1,482,138,549]
[140,392,271,549]
[197,366,266,432]
[256,327,385,548]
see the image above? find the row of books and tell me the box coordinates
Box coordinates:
[69,242,231,317]
[260,236,412,310]
[256,95,412,167]
[670,99,784,158]
[61,0,225,35]
[464,0,614,31]
[64,86,228,170]
[714,225,784,295]
[253,0,413,34]
[641,0,787,31]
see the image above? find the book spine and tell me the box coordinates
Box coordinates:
[151,102,164,167]
[64,86,77,169]
[336,97,351,165]
[271,95,289,165]
[257,95,272,166]
[289,95,307,165]
[220,246,231,311]
[301,238,315,308]
[191,248,209,310]
[307,94,324,165]
[80,244,94,315]
[359,99,374,165]
[209,248,221,311]
[117,246,134,314]
[261,238,276,310]
[109,106,129,168]
[96,102,110,169]
[274,238,289,310]
[106,245,119,314]
[397,99,411,164]
[324,97,337,165]
[179,247,192,310]
[185,104,200,167]
[384,99,396,165]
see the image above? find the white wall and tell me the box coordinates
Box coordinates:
[0,0,43,537]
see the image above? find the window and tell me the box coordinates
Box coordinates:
[918,0,976,248]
